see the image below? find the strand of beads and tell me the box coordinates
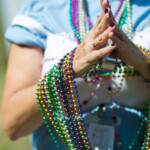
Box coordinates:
[71,0,81,44]
[36,73,61,149]
[118,5,128,30]
[36,48,93,150]
[49,66,77,149]
[79,0,86,40]
[83,63,140,95]
[62,50,92,149]
[75,0,79,35]
[114,0,124,20]
[37,64,78,149]
[63,50,92,149]
[45,67,69,145]
[128,98,150,150]
[42,67,78,149]
[38,62,76,150]
[62,53,85,149]
[54,61,80,149]
[107,78,122,147]
[137,45,150,58]
[70,0,93,44]
[126,0,132,39]
[115,0,126,23]
[53,51,85,149]
[141,98,150,150]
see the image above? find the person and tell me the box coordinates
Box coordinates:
[1,0,150,149]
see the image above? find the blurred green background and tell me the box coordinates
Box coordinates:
[0,1,32,149]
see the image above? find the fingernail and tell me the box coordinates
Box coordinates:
[106,0,109,4]
[111,22,115,27]
[111,42,115,46]
[105,8,108,14]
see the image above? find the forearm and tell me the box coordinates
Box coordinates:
[126,42,150,80]
[131,45,150,79]
[136,49,150,80]
[113,27,150,80]
[1,43,44,141]
[2,84,43,141]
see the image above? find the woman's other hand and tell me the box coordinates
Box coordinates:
[101,0,150,80]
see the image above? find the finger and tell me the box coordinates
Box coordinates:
[99,8,113,28]
[110,34,121,46]
[94,10,111,37]
[94,0,108,29]
[100,0,103,5]
[106,0,111,9]
[94,0,111,30]
[102,0,117,26]
[108,31,114,39]
[109,35,128,61]
[94,24,116,48]
[93,12,104,30]
[110,34,128,57]
[101,0,111,12]
[113,26,130,44]
[91,43,117,61]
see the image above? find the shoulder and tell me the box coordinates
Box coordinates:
[17,0,69,32]
[5,0,70,49]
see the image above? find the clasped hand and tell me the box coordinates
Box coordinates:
[73,0,150,79]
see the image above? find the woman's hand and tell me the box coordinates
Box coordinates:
[73,1,117,77]
[101,0,150,79]
[112,27,150,79]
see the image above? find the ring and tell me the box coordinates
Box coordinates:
[92,42,98,49]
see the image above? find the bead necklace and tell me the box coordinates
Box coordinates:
[58,51,88,149]
[36,0,150,150]
[114,0,150,149]
[114,0,124,19]
[115,0,126,24]
[138,45,150,58]
[36,75,61,149]
[37,48,93,150]
[129,99,150,150]
[62,53,91,149]
[70,0,92,44]
[70,0,150,149]
[79,0,86,40]
[70,0,81,44]
[115,0,132,39]
[107,77,122,147]
[126,0,132,39]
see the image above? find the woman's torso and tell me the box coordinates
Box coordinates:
[6,0,150,149]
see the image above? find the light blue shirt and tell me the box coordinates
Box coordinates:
[5,0,150,150]
[5,0,150,49]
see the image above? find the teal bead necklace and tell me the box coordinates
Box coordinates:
[37,48,93,150]
[116,0,150,149]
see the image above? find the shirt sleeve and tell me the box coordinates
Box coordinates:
[5,25,47,49]
[4,0,49,49]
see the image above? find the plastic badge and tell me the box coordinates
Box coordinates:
[88,123,115,150]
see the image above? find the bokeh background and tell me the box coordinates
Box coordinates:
[0,0,32,149]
